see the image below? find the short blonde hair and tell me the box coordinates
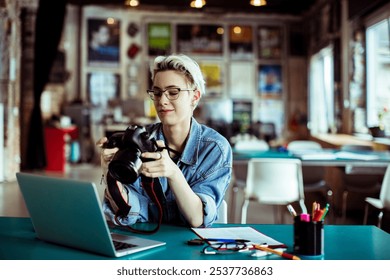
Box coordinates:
[151,54,206,97]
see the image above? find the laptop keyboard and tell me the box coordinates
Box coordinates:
[113,240,137,251]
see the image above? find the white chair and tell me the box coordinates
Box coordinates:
[287,140,334,222]
[231,138,269,222]
[240,158,307,224]
[363,165,390,228]
[215,200,228,224]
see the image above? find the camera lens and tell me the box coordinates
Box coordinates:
[108,149,142,184]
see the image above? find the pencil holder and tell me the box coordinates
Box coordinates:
[293,216,324,256]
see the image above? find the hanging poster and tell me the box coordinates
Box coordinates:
[148,23,171,56]
[87,18,120,66]
[229,25,253,60]
[258,64,282,97]
[177,24,223,55]
[232,100,252,134]
[257,26,282,59]
[199,61,223,98]
[255,99,284,136]
[87,72,120,106]
[229,62,255,98]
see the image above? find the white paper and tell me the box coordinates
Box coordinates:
[192,226,285,247]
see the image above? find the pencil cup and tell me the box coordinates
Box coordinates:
[293,216,324,256]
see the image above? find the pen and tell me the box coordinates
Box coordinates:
[313,209,324,221]
[253,244,301,260]
[204,238,250,243]
[287,204,297,217]
[312,201,318,217]
[320,203,330,221]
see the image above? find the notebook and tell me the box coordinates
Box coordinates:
[16,172,165,258]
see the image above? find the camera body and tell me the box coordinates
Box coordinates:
[104,125,159,184]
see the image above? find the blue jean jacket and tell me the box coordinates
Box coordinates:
[103,118,232,227]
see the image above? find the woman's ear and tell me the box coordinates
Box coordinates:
[192,89,201,106]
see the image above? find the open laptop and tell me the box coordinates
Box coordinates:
[16,172,165,258]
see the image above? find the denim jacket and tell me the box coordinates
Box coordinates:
[103,118,232,227]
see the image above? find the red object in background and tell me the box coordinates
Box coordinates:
[44,126,78,172]
[127,43,141,59]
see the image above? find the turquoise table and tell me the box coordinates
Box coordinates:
[1,217,390,260]
[233,149,390,167]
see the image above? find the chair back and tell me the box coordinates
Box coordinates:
[245,158,307,213]
[215,200,228,223]
[287,141,326,185]
[380,165,390,208]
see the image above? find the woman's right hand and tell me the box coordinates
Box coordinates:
[96,137,119,185]
[97,137,128,202]
[96,137,119,171]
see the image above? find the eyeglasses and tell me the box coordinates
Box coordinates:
[202,241,248,255]
[146,87,195,101]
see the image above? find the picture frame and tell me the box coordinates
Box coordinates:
[199,61,224,98]
[257,26,282,59]
[176,24,223,55]
[229,25,253,60]
[87,18,120,66]
[258,64,283,97]
[229,62,255,98]
[147,23,171,56]
[87,72,121,106]
[232,100,252,134]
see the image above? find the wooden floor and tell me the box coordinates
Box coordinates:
[0,163,362,225]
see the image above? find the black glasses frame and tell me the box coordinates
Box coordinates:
[146,87,195,101]
[201,241,248,255]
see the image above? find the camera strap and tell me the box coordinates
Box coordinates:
[108,173,163,234]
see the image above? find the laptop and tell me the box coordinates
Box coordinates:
[16,172,165,258]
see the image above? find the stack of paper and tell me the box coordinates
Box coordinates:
[192,226,285,247]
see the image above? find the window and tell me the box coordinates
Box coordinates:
[366,17,390,136]
[308,45,335,134]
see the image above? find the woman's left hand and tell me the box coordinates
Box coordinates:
[140,140,178,179]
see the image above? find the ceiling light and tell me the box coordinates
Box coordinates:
[106,17,115,24]
[233,26,242,35]
[190,0,206,9]
[250,0,267,7]
[124,0,139,7]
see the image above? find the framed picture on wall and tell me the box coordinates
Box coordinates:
[229,25,253,60]
[258,64,282,97]
[176,24,223,55]
[87,18,120,66]
[87,72,120,106]
[199,61,224,98]
[229,62,255,98]
[147,23,171,56]
[232,100,252,134]
[257,26,282,59]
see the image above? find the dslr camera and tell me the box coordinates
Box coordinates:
[104,125,160,184]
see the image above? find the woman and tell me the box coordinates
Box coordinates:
[98,54,232,228]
